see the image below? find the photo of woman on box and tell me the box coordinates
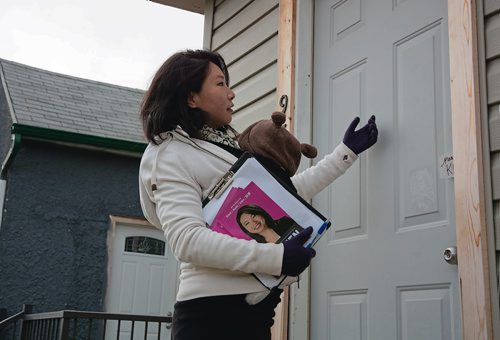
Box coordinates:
[236,204,303,244]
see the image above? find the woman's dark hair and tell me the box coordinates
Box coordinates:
[236,204,276,243]
[140,49,230,143]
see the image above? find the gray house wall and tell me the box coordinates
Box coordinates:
[0,139,143,316]
[205,0,280,132]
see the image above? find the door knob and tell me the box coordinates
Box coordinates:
[443,246,457,265]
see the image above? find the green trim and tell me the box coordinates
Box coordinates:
[11,124,147,153]
[1,133,22,179]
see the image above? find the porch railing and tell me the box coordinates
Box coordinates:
[0,304,31,339]
[0,305,173,340]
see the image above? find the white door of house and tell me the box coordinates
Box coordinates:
[105,222,177,340]
[311,0,461,339]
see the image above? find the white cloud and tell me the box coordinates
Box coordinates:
[0,0,204,89]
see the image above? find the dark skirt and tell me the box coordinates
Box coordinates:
[171,288,283,340]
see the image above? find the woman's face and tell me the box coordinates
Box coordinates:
[188,62,235,128]
[239,213,268,234]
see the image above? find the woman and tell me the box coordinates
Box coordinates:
[138,49,377,340]
[237,204,303,244]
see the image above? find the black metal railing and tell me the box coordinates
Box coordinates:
[0,305,172,340]
[0,304,32,340]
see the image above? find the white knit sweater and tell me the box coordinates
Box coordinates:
[139,127,357,302]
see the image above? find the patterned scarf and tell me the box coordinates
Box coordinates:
[200,125,240,149]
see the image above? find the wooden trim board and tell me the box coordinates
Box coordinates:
[447,0,494,338]
[272,1,296,340]
[276,0,296,125]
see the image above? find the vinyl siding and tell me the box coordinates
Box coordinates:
[483,0,500,318]
[485,1,500,249]
[205,0,279,132]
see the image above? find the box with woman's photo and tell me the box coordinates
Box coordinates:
[202,152,330,289]
[209,181,304,244]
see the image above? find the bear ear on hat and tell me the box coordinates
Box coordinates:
[271,111,287,127]
[301,144,318,159]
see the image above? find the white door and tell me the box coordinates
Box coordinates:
[311,0,461,339]
[105,222,177,340]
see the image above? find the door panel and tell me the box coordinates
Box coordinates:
[311,0,460,339]
[395,21,449,230]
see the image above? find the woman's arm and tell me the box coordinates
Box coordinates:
[140,144,284,276]
[291,142,357,201]
[292,116,378,200]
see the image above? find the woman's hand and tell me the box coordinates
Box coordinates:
[342,115,378,155]
[281,227,316,276]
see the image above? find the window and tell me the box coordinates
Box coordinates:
[124,236,165,256]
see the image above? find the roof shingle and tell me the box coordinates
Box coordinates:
[0,59,146,143]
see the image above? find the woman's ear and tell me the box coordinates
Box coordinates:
[187,92,198,108]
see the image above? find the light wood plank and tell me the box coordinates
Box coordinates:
[447,0,494,339]
[271,2,296,340]
[276,0,296,129]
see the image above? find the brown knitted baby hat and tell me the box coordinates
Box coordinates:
[238,111,318,176]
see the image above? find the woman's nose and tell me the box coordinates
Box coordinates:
[228,89,235,100]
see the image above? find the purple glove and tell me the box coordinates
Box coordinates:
[281,227,316,276]
[343,115,378,155]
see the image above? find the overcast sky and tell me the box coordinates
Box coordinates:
[0,0,204,90]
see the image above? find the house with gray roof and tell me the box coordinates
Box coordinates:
[0,58,146,163]
[0,59,163,323]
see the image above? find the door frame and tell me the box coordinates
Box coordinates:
[284,0,496,339]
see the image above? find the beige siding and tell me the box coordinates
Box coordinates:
[205,0,280,130]
[213,0,253,29]
[484,0,500,16]
[485,1,500,251]
[484,0,500,320]
[232,92,276,132]
[486,14,500,59]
